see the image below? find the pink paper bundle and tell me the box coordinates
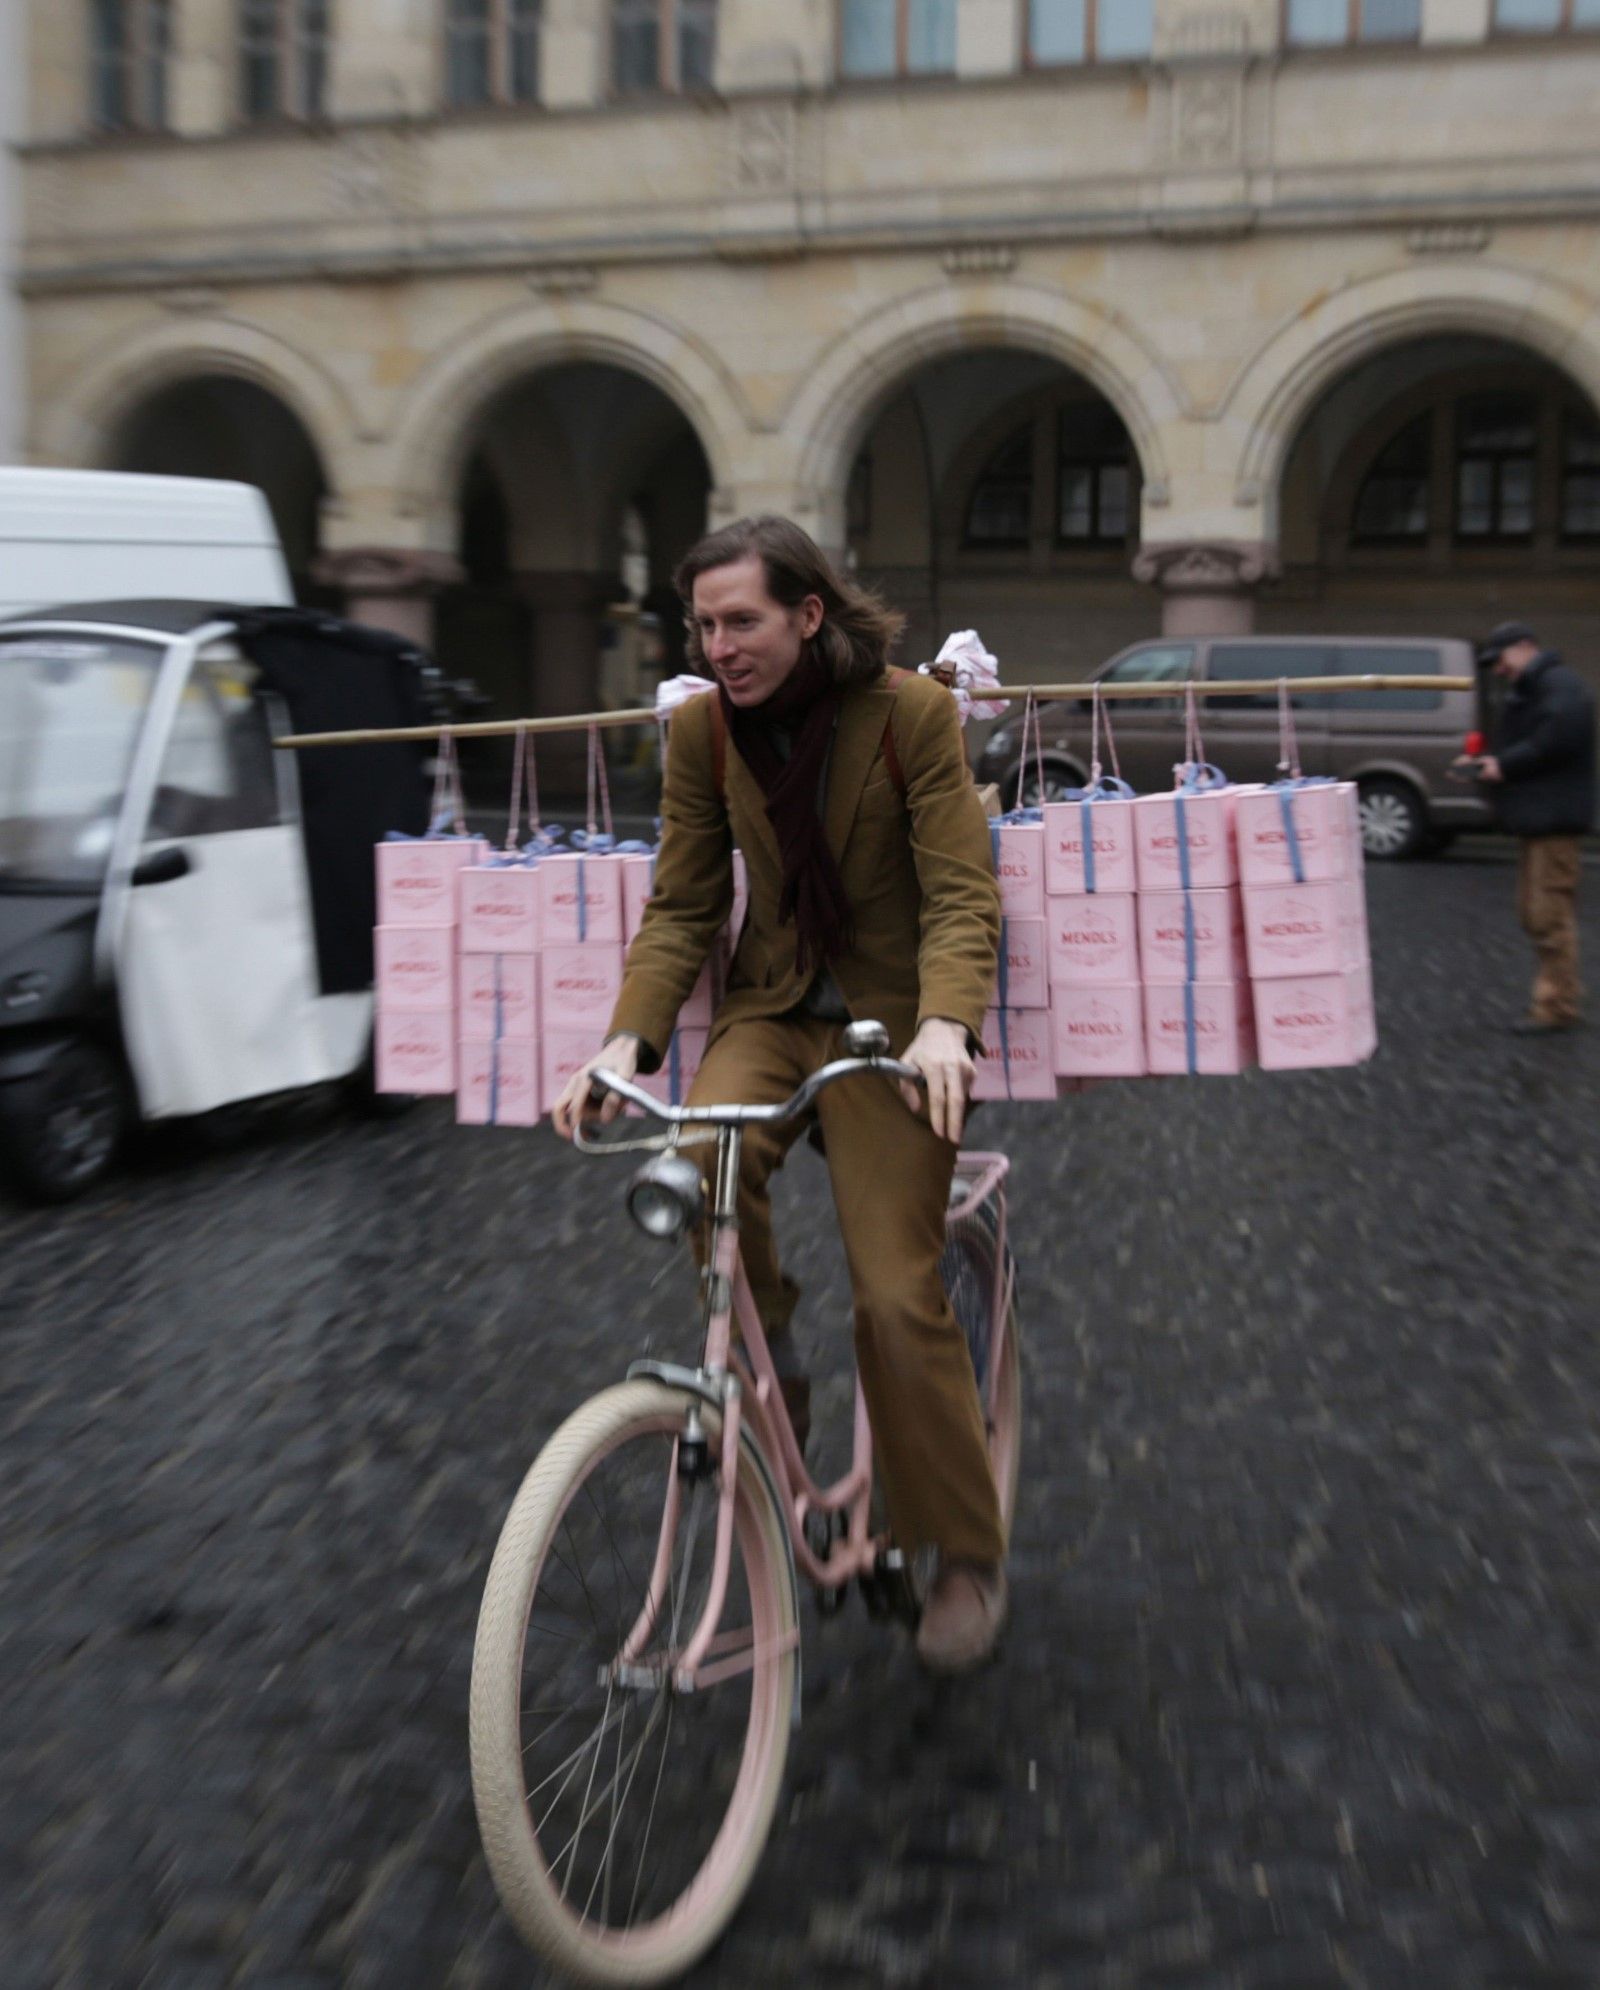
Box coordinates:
[1144,980,1255,1076]
[375,1010,455,1094]
[542,1026,610,1111]
[459,952,539,1042]
[540,943,626,1028]
[460,862,540,954]
[456,1039,541,1125]
[375,836,486,927]
[1235,781,1360,886]
[1243,875,1368,981]
[1255,967,1377,1071]
[636,1028,710,1108]
[990,821,1045,919]
[374,925,456,1012]
[1042,795,1137,896]
[1139,887,1246,985]
[971,1008,1056,1100]
[621,853,655,943]
[538,853,624,945]
[999,917,1049,1010]
[1045,892,1140,984]
[1051,983,1147,1078]
[1134,789,1238,892]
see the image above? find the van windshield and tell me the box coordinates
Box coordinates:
[0,632,166,888]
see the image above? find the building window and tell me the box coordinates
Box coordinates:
[1456,396,1537,541]
[1028,0,1154,62]
[840,0,957,78]
[1561,411,1600,538]
[613,0,717,93]
[965,428,1034,547]
[1353,413,1431,544]
[1493,0,1600,28]
[240,0,331,121]
[1285,0,1421,42]
[446,0,542,106]
[90,0,172,132]
[1058,403,1132,545]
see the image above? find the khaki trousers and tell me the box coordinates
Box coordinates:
[686,1014,1006,1567]
[1515,835,1584,1025]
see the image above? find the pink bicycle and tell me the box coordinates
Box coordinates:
[469,1020,1022,1986]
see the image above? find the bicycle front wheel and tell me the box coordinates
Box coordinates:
[470,1380,797,1987]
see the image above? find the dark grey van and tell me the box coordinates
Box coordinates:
[975,635,1487,859]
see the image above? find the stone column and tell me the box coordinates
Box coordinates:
[542,0,607,109]
[1421,0,1492,42]
[328,0,438,117]
[1131,540,1278,637]
[315,547,464,648]
[714,0,828,90]
[513,570,622,786]
[169,0,233,135]
[957,0,1020,77]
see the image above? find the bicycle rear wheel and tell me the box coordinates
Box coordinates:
[941,1194,1023,1533]
[470,1380,797,1987]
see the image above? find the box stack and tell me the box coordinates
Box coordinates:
[1041,781,1145,1085]
[373,833,485,1095]
[1236,782,1376,1071]
[1132,780,1255,1076]
[973,815,1055,1100]
[456,855,543,1125]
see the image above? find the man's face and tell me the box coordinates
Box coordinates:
[1494,639,1540,682]
[692,555,823,709]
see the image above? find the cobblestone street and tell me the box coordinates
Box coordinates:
[4,854,1600,1990]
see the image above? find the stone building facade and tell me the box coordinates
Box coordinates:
[1,2,26,462]
[16,0,1600,722]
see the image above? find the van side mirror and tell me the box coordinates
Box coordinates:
[131,845,192,887]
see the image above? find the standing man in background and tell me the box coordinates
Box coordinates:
[1470,623,1596,1035]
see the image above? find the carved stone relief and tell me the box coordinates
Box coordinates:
[728,102,798,193]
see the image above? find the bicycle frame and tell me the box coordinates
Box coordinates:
[618,1113,1012,1697]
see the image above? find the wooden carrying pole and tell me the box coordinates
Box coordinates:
[273,676,1475,751]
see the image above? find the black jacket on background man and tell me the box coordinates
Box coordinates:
[1490,652,1597,838]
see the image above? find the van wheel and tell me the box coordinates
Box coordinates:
[0,1041,131,1203]
[1012,759,1087,808]
[1358,778,1428,861]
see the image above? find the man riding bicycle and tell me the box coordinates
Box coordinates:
[552,515,1007,1674]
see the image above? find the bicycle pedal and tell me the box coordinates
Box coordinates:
[860,1547,921,1626]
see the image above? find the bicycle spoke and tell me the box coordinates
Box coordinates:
[555,1699,664,1900]
[625,1694,675,1929]
[528,1697,629,1808]
[557,1678,615,1901]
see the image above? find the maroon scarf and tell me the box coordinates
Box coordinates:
[721,648,852,972]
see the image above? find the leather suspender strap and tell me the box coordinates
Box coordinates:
[709,669,909,801]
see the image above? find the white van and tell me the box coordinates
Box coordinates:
[0,467,293,618]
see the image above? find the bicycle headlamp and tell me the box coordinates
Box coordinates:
[625,1152,705,1242]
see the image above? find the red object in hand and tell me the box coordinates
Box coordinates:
[1463,730,1486,757]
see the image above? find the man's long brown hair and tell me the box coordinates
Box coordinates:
[674,515,905,689]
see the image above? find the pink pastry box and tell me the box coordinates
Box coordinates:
[1138,888,1246,985]
[542,1026,610,1112]
[537,852,624,945]
[374,1010,455,1095]
[621,853,655,943]
[456,1039,541,1126]
[999,917,1049,1010]
[1235,781,1360,887]
[1144,979,1255,1076]
[1255,964,1377,1071]
[1051,983,1147,1078]
[460,861,540,954]
[374,925,456,1012]
[1041,795,1137,897]
[375,835,486,927]
[540,943,626,1028]
[971,1008,1056,1101]
[990,820,1044,918]
[459,952,540,1042]
[1045,893,1140,985]
[1134,788,1238,893]
[1244,875,1369,981]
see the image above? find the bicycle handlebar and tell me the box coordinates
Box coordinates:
[573,1051,925,1150]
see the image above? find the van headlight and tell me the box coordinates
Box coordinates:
[626,1152,705,1242]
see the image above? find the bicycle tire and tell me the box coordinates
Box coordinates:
[470,1380,797,1987]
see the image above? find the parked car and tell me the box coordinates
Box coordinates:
[0,600,452,1202]
[974,635,1488,860]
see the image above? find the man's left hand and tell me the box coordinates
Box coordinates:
[1476,754,1504,782]
[899,1017,975,1145]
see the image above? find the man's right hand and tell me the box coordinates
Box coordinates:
[551,1034,642,1141]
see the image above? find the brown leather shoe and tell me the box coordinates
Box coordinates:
[915,1558,1008,1675]
[777,1374,811,1460]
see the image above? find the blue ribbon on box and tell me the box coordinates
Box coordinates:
[668,1030,683,1107]
[488,952,504,1128]
[1269,775,1337,886]
[1172,762,1226,1075]
[564,830,654,942]
[1062,775,1135,895]
[997,915,1013,1101]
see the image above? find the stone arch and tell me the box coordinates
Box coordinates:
[1226,263,1600,529]
[389,297,749,540]
[36,314,355,498]
[787,280,1185,525]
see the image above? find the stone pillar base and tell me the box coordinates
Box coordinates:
[513,570,624,790]
[1131,540,1279,639]
[313,548,465,650]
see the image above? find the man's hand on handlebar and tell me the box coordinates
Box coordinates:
[551,1033,642,1141]
[899,1017,975,1146]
